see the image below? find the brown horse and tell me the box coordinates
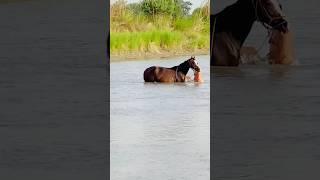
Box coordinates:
[211,0,288,66]
[143,56,200,83]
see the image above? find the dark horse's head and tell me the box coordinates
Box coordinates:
[252,0,288,32]
[187,56,200,72]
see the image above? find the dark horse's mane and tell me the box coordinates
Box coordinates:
[212,0,256,46]
[170,60,190,75]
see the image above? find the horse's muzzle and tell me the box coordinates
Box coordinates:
[272,19,288,33]
[194,67,201,72]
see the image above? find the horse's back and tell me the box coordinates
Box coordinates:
[144,66,177,83]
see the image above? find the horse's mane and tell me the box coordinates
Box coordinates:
[170,60,191,75]
[170,60,188,70]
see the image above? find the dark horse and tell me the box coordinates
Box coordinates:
[144,56,200,83]
[211,0,288,66]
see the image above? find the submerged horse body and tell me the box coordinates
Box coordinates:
[144,56,200,83]
[211,0,288,66]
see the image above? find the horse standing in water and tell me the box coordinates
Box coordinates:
[144,56,200,83]
[211,0,288,66]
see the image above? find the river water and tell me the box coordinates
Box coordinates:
[213,0,320,179]
[111,55,210,180]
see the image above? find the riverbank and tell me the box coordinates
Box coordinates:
[110,28,209,61]
[110,49,209,62]
[110,0,209,61]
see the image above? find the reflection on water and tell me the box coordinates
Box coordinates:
[213,65,320,179]
[213,65,296,79]
[111,55,210,180]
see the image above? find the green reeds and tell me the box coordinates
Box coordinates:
[110,30,183,53]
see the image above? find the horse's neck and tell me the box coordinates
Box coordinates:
[215,1,256,46]
[176,61,189,75]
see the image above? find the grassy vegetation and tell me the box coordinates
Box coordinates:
[110,0,210,59]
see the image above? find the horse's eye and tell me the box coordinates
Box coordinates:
[279,4,282,10]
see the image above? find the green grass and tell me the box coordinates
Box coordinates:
[110,0,210,58]
[111,30,184,53]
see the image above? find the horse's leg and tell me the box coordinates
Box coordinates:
[176,72,186,82]
[212,33,241,66]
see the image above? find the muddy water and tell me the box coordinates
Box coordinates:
[111,55,210,180]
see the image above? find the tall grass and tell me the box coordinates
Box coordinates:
[110,0,210,58]
[111,30,183,52]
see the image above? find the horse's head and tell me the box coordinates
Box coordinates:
[187,56,201,72]
[254,0,288,32]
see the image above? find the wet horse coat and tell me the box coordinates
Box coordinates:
[143,56,200,83]
[211,0,288,66]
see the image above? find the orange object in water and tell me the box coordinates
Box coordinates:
[194,72,204,83]
[268,30,295,65]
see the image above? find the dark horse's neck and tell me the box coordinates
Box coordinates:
[171,61,190,75]
[213,0,256,46]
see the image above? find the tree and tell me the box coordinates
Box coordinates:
[140,0,192,18]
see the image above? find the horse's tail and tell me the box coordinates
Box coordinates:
[143,66,156,82]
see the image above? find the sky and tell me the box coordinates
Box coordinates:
[110,0,205,12]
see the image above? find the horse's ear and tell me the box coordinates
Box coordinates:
[191,56,195,59]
